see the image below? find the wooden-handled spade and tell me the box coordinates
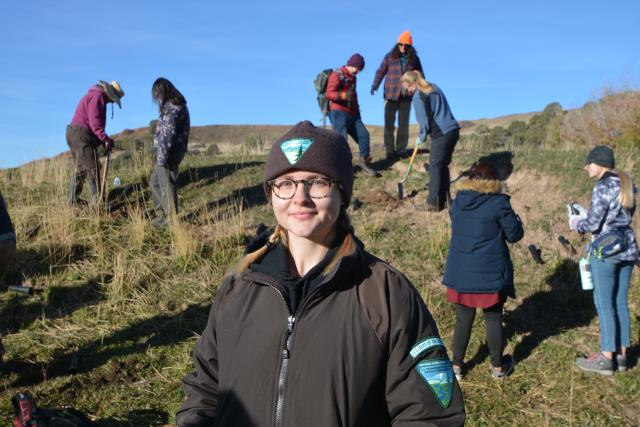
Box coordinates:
[397,142,421,200]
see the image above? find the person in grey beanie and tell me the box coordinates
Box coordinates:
[570,145,639,375]
[176,120,465,427]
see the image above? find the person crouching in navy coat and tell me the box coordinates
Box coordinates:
[442,162,524,380]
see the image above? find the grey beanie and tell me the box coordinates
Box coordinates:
[585,145,615,169]
[264,121,354,206]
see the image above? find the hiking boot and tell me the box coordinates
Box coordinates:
[616,354,627,372]
[452,365,463,381]
[152,214,168,228]
[359,157,379,177]
[491,354,514,379]
[576,352,614,376]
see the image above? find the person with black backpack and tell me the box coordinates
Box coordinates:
[325,54,378,177]
[371,31,424,161]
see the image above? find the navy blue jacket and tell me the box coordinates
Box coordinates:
[443,179,524,294]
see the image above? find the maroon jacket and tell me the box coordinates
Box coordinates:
[70,86,113,144]
[326,66,360,117]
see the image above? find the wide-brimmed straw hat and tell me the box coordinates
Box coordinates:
[98,80,125,108]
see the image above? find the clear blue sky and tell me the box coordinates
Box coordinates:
[1,0,638,168]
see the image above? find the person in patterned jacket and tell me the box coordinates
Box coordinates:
[150,78,190,227]
[569,145,639,375]
[371,31,424,161]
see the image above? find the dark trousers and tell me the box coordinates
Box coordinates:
[150,152,185,217]
[0,239,16,283]
[384,98,411,155]
[328,110,370,159]
[66,125,100,205]
[452,301,504,368]
[428,129,459,209]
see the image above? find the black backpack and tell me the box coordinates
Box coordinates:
[12,392,96,427]
[313,68,344,117]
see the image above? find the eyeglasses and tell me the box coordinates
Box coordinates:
[398,43,407,48]
[268,178,337,200]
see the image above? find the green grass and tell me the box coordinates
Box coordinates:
[0,141,639,426]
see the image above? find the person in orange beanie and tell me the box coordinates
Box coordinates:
[371,31,424,162]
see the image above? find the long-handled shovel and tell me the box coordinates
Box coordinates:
[397,142,421,200]
[99,152,110,205]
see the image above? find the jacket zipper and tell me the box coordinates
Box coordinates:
[251,267,343,427]
[275,314,295,427]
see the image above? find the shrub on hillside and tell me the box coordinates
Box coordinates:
[206,143,221,156]
[562,89,640,149]
[507,121,527,145]
[241,134,265,154]
[524,102,564,145]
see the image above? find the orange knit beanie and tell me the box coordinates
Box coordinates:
[397,31,413,45]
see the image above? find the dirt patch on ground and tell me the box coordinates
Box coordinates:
[359,189,401,210]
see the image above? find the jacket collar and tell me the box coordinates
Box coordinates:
[242,232,367,292]
[455,178,502,194]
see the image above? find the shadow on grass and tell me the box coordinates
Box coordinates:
[505,259,596,362]
[8,302,210,388]
[0,276,106,335]
[2,244,90,286]
[463,259,596,371]
[177,161,263,187]
[182,183,267,223]
[95,409,168,427]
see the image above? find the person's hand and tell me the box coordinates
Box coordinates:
[569,214,582,231]
[415,136,424,146]
[370,89,376,96]
[104,139,114,154]
[572,203,587,218]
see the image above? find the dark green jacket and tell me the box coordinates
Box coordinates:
[177,238,465,427]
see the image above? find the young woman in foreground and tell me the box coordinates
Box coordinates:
[176,121,465,426]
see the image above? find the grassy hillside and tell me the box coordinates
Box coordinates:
[1,128,639,425]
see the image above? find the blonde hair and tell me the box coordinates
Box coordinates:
[235,209,356,275]
[400,70,434,94]
[617,170,635,209]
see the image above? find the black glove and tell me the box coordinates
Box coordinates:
[370,88,376,96]
[104,139,114,154]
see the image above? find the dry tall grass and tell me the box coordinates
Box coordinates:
[562,88,640,148]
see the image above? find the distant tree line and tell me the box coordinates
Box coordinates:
[465,89,640,149]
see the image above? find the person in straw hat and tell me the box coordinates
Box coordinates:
[66,80,124,206]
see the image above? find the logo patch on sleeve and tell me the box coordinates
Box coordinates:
[415,358,454,409]
[280,138,314,164]
[410,337,444,360]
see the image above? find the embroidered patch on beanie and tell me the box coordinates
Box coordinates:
[280,138,314,164]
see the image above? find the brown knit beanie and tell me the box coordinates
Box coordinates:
[264,121,354,206]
